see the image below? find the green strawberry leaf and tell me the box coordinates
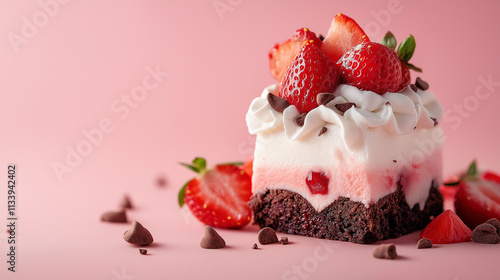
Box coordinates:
[397,35,416,63]
[219,161,244,166]
[180,157,207,174]
[381,31,397,50]
[443,181,460,187]
[178,180,189,207]
[465,160,478,179]
[406,62,423,73]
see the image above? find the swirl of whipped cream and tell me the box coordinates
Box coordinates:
[246,84,443,150]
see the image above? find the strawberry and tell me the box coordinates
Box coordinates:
[178,158,252,229]
[337,42,402,94]
[454,161,500,228]
[380,32,422,91]
[321,13,370,64]
[279,43,341,113]
[420,210,472,244]
[269,28,322,82]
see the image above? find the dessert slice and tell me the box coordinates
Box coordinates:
[246,13,443,243]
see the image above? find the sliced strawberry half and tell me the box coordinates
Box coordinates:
[179,158,252,229]
[454,161,500,229]
[321,13,370,64]
[269,28,322,82]
[420,209,472,244]
[241,158,253,178]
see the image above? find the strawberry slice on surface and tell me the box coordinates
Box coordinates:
[321,13,370,64]
[420,210,472,244]
[269,28,322,82]
[179,158,252,229]
[279,42,341,114]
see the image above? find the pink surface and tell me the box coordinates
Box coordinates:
[1,0,500,279]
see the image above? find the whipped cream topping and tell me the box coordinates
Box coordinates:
[246,84,443,151]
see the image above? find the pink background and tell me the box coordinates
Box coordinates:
[1,0,500,279]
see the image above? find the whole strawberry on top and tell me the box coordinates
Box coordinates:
[278,42,341,113]
[445,161,500,229]
[179,158,252,229]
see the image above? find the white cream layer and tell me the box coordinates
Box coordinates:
[246,84,443,212]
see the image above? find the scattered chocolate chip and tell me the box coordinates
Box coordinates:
[431,117,438,126]
[7,229,11,234]
[410,84,418,92]
[486,218,500,235]
[372,243,397,259]
[295,113,307,126]
[417,238,433,249]
[119,194,133,209]
[318,127,328,137]
[100,210,127,223]
[156,176,167,188]
[139,249,148,255]
[335,102,356,113]
[280,236,289,245]
[123,221,154,246]
[316,93,335,105]
[252,243,259,249]
[415,77,429,91]
[267,93,289,113]
[318,34,325,41]
[200,225,226,249]
[393,160,397,163]
[472,223,500,244]
[258,227,279,245]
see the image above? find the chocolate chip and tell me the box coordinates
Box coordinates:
[123,221,154,246]
[258,227,279,245]
[119,194,133,209]
[200,225,226,249]
[372,243,397,259]
[156,176,167,188]
[415,77,429,90]
[385,101,391,106]
[139,249,148,255]
[318,127,328,137]
[486,218,500,235]
[267,93,289,113]
[431,117,438,126]
[393,160,397,163]
[280,236,289,245]
[252,243,259,249]
[335,102,356,113]
[472,223,500,244]
[100,210,127,223]
[295,113,307,126]
[417,238,433,249]
[318,34,325,41]
[410,84,418,92]
[316,93,335,105]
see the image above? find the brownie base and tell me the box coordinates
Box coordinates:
[249,183,443,244]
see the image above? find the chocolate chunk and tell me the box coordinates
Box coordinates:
[372,243,397,259]
[335,102,356,113]
[393,160,397,163]
[486,218,500,235]
[123,221,154,246]
[252,243,259,249]
[200,225,226,249]
[317,93,335,105]
[258,227,279,245]
[431,117,438,126]
[295,113,307,127]
[472,223,500,244]
[119,194,133,209]
[139,249,148,255]
[280,236,289,245]
[100,210,127,223]
[318,34,325,41]
[318,127,328,137]
[417,238,433,249]
[415,77,429,90]
[267,93,289,113]
[156,176,167,188]
[410,84,418,92]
